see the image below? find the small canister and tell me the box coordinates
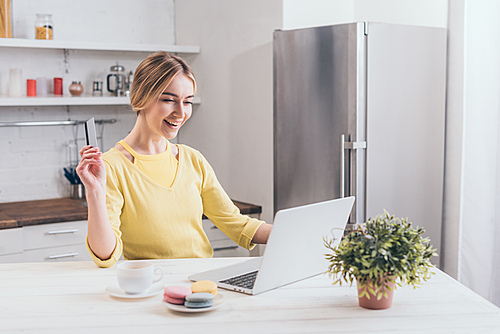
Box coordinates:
[53,77,63,95]
[70,183,85,199]
[26,79,36,97]
[36,77,48,96]
[92,80,103,96]
[35,14,53,40]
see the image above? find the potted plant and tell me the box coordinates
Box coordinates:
[324,211,437,310]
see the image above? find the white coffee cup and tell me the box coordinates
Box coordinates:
[116,261,164,294]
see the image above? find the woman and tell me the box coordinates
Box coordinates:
[77,51,272,268]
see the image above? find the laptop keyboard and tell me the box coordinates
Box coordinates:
[219,270,258,290]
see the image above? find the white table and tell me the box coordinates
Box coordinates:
[1,258,499,333]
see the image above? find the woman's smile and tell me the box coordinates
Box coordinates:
[164,119,182,127]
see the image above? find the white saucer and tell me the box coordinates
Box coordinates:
[105,282,164,299]
[163,293,225,313]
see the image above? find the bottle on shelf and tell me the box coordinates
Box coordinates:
[26,79,36,97]
[53,77,63,95]
[92,79,103,96]
[36,77,48,96]
[8,68,22,97]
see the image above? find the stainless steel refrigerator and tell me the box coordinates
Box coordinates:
[273,22,447,255]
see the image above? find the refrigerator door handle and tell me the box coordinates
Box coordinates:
[344,141,367,150]
[340,135,345,198]
[341,134,367,198]
[340,134,345,198]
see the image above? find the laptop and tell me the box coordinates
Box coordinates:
[188,196,355,295]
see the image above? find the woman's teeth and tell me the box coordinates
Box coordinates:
[165,120,180,126]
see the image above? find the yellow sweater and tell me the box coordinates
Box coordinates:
[86,143,264,268]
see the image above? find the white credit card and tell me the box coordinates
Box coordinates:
[84,117,98,148]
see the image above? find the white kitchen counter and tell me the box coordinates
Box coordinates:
[0,258,499,333]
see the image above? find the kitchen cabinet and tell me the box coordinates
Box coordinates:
[0,198,90,263]
[0,228,23,263]
[0,221,90,263]
[0,253,23,263]
[23,220,90,262]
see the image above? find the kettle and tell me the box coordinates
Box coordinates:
[107,63,126,96]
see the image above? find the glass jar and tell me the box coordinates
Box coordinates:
[1,0,13,38]
[92,79,103,96]
[35,14,53,40]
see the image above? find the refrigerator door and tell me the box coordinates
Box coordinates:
[273,23,365,215]
[364,23,446,254]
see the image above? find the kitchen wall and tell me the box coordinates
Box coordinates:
[283,0,354,29]
[0,0,175,202]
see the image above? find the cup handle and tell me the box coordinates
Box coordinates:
[153,267,164,284]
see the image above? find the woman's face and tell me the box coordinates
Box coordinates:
[143,72,195,140]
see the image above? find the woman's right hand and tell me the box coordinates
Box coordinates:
[76,145,105,192]
[76,145,116,263]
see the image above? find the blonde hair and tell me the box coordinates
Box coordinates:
[130,51,196,114]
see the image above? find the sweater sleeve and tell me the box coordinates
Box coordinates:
[85,157,124,268]
[198,153,265,250]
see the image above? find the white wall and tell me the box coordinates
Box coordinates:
[11,0,175,44]
[283,0,354,29]
[283,0,447,29]
[0,0,175,202]
[442,0,466,282]
[175,0,283,224]
[353,0,447,28]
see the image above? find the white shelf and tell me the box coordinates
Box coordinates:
[0,95,201,107]
[0,95,130,106]
[0,38,200,53]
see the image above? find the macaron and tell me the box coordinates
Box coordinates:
[184,292,215,308]
[163,286,192,305]
[191,280,217,296]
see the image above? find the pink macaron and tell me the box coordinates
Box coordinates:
[163,286,192,305]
